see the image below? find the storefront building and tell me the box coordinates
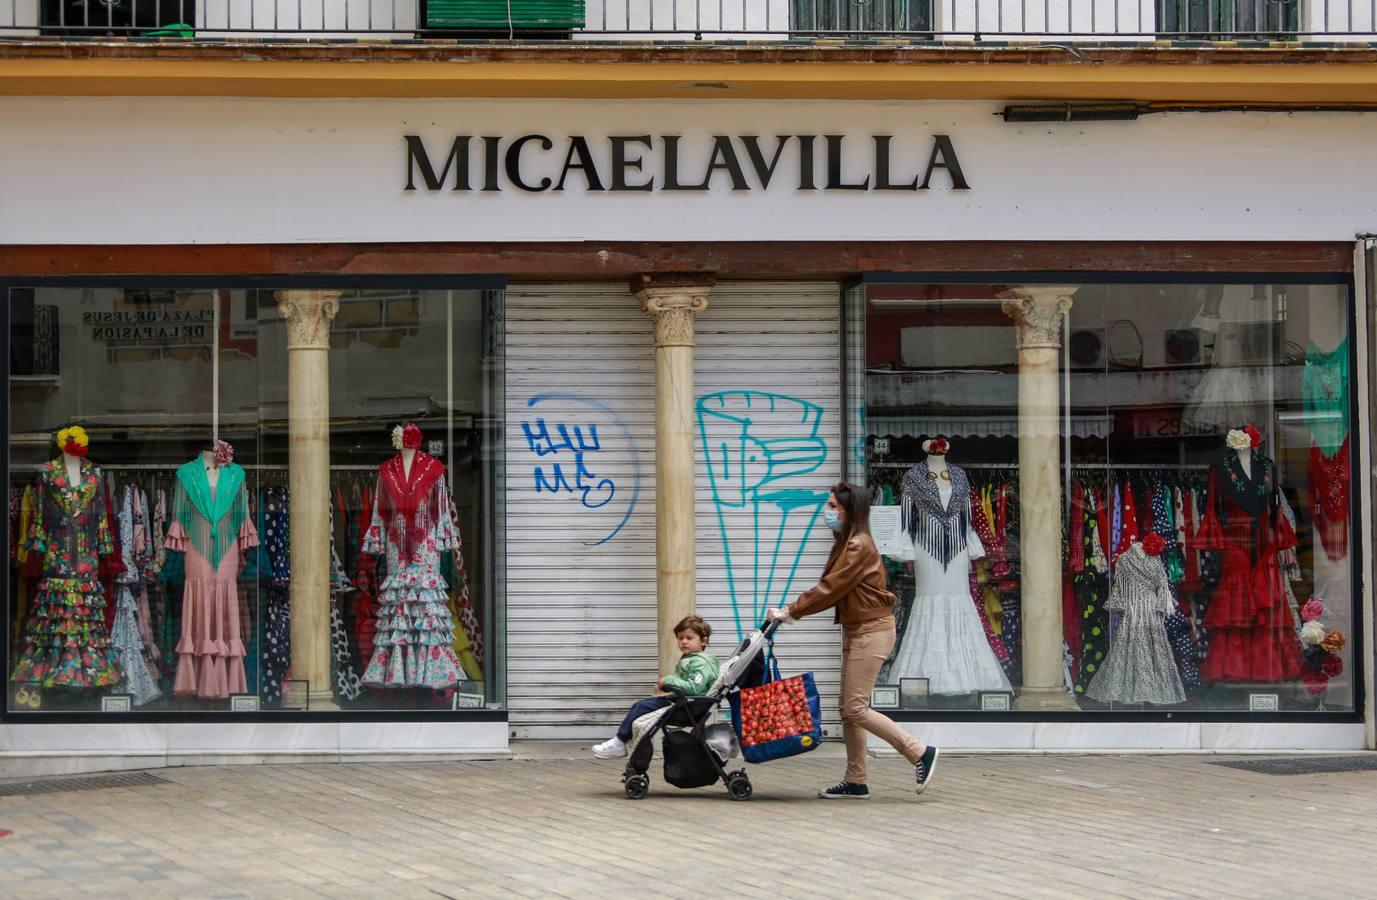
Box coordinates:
[3,24,1377,770]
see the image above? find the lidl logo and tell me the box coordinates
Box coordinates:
[800,736,814,747]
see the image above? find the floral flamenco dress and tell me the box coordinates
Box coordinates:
[1196,450,1302,684]
[361,451,463,690]
[10,459,122,690]
[168,459,258,700]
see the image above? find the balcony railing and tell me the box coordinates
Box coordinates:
[1,0,1373,42]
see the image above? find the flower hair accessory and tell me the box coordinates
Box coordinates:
[1141,533,1166,556]
[56,425,90,457]
[212,440,235,467]
[1243,424,1261,448]
[391,425,405,450]
[1299,620,1326,646]
[402,424,423,450]
[1225,429,1251,451]
[1302,598,1326,622]
[922,437,950,455]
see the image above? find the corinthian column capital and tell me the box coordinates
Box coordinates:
[998,286,1077,352]
[634,276,713,348]
[275,290,343,350]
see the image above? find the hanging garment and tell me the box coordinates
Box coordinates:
[1195,450,1302,684]
[110,485,161,706]
[1303,338,1349,457]
[1183,316,1274,430]
[1307,438,1349,563]
[259,487,292,707]
[10,459,123,690]
[1073,485,1110,698]
[967,491,1010,667]
[361,452,464,690]
[892,462,1012,695]
[12,484,37,645]
[1087,543,1186,705]
[168,459,258,700]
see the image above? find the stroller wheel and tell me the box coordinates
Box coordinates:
[726,771,753,801]
[624,774,650,800]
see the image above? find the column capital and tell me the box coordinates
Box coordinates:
[998,286,1076,351]
[634,277,712,349]
[275,289,343,350]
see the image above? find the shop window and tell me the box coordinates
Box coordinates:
[5,285,505,716]
[1157,0,1298,38]
[854,278,1356,715]
[792,0,932,35]
[39,0,194,35]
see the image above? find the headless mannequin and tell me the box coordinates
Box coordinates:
[62,451,82,487]
[201,449,220,492]
[1235,446,1252,481]
[928,453,952,506]
[401,446,416,479]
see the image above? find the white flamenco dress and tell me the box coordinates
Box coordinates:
[891,462,1013,695]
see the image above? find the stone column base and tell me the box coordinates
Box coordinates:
[1014,686,1081,711]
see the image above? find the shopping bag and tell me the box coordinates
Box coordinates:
[728,646,823,764]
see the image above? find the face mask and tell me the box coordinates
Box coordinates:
[822,508,843,532]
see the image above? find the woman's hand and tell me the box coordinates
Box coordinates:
[765,606,792,624]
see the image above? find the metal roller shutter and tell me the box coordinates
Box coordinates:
[506,282,843,738]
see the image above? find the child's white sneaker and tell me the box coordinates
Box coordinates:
[592,737,627,759]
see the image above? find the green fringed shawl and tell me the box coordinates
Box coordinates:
[174,459,247,568]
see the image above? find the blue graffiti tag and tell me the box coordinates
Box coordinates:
[525,393,641,547]
[697,390,830,639]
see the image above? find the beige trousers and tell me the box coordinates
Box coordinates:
[841,622,924,784]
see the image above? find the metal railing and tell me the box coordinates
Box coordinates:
[2,0,1374,42]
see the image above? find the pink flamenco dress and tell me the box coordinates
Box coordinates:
[167,459,258,700]
[361,451,463,691]
[1196,449,1302,684]
[10,459,123,692]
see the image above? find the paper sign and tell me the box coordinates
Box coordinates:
[870,505,905,557]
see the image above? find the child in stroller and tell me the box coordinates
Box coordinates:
[593,616,721,760]
[607,618,780,801]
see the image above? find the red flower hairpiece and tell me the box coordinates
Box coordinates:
[402,424,423,450]
[924,437,949,455]
[213,440,235,467]
[1243,424,1261,448]
[1141,533,1166,556]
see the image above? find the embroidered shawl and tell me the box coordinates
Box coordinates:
[377,451,446,562]
[174,459,248,568]
[901,461,973,571]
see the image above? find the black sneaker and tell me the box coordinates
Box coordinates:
[818,781,870,799]
[915,746,940,795]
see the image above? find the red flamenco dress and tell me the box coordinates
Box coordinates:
[1196,450,1302,683]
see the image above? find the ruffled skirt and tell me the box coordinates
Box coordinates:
[111,585,162,706]
[174,577,247,700]
[362,574,462,690]
[10,577,122,690]
[1201,547,1301,683]
[892,590,1013,695]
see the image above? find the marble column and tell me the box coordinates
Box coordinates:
[1000,286,1079,711]
[275,290,341,711]
[635,275,712,674]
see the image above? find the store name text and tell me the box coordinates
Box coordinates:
[404,134,970,193]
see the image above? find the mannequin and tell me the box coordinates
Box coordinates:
[893,438,1011,695]
[361,423,464,690]
[1196,427,1301,683]
[10,425,123,691]
[168,439,257,699]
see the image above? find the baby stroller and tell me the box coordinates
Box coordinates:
[621,618,779,801]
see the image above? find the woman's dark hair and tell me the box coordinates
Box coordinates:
[831,481,871,539]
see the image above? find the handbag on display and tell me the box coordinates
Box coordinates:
[727,645,823,764]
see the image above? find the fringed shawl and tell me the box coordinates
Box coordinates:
[377,451,446,564]
[902,461,973,571]
[174,459,248,569]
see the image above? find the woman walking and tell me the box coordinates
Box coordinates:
[768,482,940,798]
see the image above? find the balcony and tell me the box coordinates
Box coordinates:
[1,0,1374,43]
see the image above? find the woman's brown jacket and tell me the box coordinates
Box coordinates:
[786,531,896,632]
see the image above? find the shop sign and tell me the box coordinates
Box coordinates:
[404,133,969,194]
[83,308,214,345]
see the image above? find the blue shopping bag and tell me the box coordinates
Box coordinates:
[727,645,823,764]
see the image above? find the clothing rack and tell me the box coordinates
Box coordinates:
[870,461,1210,471]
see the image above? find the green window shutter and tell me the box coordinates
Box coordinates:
[426,0,585,28]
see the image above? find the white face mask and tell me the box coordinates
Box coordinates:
[822,508,843,532]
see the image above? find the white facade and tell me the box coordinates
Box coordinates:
[3,98,1377,244]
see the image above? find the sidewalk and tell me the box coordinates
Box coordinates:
[1,743,1375,898]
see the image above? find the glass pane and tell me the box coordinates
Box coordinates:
[860,279,1355,714]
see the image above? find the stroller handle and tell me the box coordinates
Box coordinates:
[758,618,782,639]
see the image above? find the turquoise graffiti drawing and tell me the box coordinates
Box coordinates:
[698,391,830,639]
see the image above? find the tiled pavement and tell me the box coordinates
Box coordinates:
[1,744,1375,898]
